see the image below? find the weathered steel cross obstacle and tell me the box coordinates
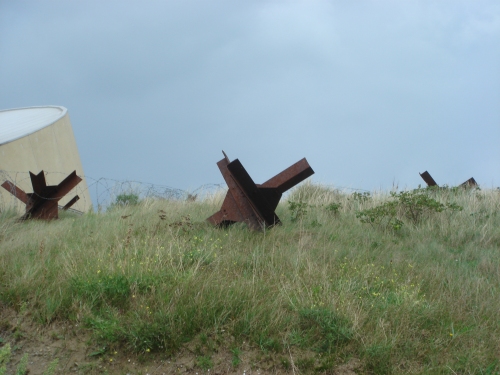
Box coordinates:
[1,170,82,220]
[419,171,477,188]
[207,151,314,231]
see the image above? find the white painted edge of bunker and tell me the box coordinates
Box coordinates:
[0,105,68,146]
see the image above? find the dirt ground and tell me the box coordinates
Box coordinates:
[0,305,361,375]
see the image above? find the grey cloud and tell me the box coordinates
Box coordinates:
[0,0,498,192]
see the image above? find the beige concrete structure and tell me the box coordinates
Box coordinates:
[0,106,92,213]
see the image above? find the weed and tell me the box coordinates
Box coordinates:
[15,354,28,375]
[230,347,241,367]
[351,191,371,203]
[196,355,213,370]
[299,308,353,353]
[0,344,10,375]
[258,336,282,353]
[280,357,291,370]
[199,332,208,345]
[296,357,315,372]
[394,189,462,224]
[89,347,107,357]
[71,274,131,310]
[112,193,140,207]
[287,330,309,348]
[86,314,122,344]
[288,200,309,222]
[0,344,59,375]
[482,360,499,375]
[42,358,59,375]
[310,219,322,228]
[186,193,198,202]
[356,200,403,231]
[325,202,342,214]
[356,187,463,231]
[12,328,23,341]
[363,343,392,375]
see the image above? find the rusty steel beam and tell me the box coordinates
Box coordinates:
[207,151,314,231]
[227,159,281,227]
[419,171,438,187]
[460,177,478,188]
[1,181,29,203]
[260,158,314,193]
[62,195,80,210]
[420,171,479,189]
[52,171,82,199]
[2,170,82,220]
[30,171,47,197]
[208,155,263,230]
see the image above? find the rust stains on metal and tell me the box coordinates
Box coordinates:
[207,151,314,231]
[1,170,82,220]
[62,195,80,210]
[419,171,438,187]
[1,181,29,203]
[420,171,478,189]
[460,177,478,188]
[260,158,315,193]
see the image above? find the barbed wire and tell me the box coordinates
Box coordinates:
[0,169,376,216]
[313,183,371,193]
[0,170,226,212]
[3,169,488,215]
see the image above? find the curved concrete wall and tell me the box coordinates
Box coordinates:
[0,106,92,213]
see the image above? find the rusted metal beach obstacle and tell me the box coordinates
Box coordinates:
[207,151,314,231]
[419,171,438,187]
[460,177,478,188]
[419,171,478,188]
[1,170,82,220]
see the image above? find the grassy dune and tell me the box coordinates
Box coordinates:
[0,184,499,374]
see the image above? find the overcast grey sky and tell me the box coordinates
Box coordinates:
[1,0,499,192]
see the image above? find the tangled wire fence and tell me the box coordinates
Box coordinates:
[0,170,225,212]
[0,169,375,216]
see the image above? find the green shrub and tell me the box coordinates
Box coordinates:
[325,202,342,214]
[288,200,309,222]
[356,187,463,231]
[356,200,403,231]
[113,193,140,207]
[351,191,371,203]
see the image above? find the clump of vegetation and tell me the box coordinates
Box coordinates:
[288,200,309,222]
[356,187,463,232]
[0,344,9,375]
[325,202,342,215]
[351,191,372,203]
[298,308,353,352]
[0,183,499,374]
[196,355,213,370]
[112,192,140,207]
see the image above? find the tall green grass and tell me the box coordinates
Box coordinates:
[0,184,499,374]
